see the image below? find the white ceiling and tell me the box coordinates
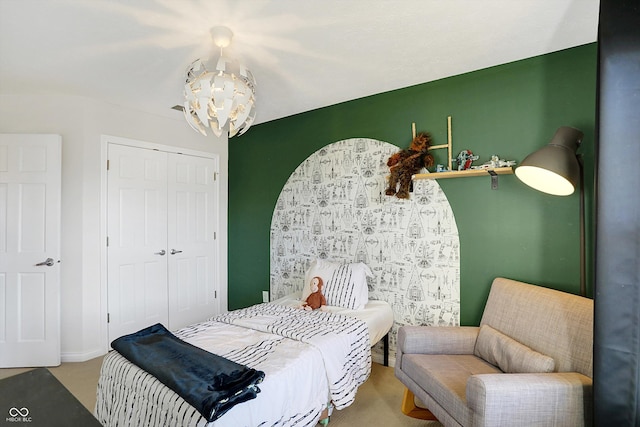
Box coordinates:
[0,0,600,126]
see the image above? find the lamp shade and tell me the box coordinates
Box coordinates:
[515,126,584,196]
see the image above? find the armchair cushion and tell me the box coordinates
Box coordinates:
[474,325,555,373]
[403,354,502,426]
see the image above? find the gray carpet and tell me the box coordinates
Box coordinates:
[0,368,101,427]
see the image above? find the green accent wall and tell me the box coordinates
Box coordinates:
[229,43,597,325]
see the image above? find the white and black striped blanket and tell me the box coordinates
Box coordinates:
[206,303,371,409]
[96,303,370,426]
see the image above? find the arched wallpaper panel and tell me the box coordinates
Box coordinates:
[270,138,460,365]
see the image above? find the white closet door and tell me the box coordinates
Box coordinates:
[0,134,61,367]
[107,144,169,342]
[167,153,218,329]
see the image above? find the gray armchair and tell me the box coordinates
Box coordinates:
[395,278,593,427]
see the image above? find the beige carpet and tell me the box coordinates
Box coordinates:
[1,358,441,426]
[330,363,442,427]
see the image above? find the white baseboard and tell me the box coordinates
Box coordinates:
[61,348,106,363]
[372,352,396,368]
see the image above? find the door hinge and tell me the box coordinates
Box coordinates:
[214,231,217,240]
[214,291,217,299]
[106,159,110,170]
[107,313,110,323]
[213,172,218,181]
[106,236,109,247]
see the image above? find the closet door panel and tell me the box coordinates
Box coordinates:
[107,144,169,342]
[167,153,218,329]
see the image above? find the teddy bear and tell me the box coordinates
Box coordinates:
[385,133,434,199]
[302,276,326,311]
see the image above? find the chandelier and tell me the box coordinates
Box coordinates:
[183,26,257,138]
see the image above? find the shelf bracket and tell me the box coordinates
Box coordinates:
[488,170,499,190]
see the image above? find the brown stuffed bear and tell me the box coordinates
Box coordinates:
[303,276,326,310]
[385,133,434,199]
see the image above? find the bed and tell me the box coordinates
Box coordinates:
[95,261,394,427]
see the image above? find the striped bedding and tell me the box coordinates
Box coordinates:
[95,303,371,426]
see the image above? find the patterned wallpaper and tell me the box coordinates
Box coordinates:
[270,138,460,365]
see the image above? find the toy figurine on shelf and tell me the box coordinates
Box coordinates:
[471,155,517,170]
[385,133,434,199]
[455,149,479,171]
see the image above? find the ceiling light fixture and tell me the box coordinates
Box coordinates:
[183,26,257,138]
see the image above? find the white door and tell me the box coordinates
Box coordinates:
[107,144,169,342]
[167,153,218,329]
[0,134,61,367]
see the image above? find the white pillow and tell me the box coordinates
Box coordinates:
[302,259,339,301]
[302,259,372,310]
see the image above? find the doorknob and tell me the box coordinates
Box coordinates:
[170,249,183,255]
[155,250,166,256]
[35,258,55,267]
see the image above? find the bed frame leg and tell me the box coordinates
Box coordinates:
[383,333,389,366]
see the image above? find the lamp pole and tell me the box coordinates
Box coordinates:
[578,155,586,297]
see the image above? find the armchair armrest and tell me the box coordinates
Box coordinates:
[467,372,593,427]
[397,326,480,355]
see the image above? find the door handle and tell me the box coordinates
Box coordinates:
[155,250,166,256]
[35,258,55,267]
[170,249,183,255]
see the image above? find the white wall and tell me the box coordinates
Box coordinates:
[0,94,229,362]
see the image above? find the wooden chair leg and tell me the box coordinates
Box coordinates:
[401,387,438,421]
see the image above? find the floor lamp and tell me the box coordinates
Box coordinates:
[514,126,586,296]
